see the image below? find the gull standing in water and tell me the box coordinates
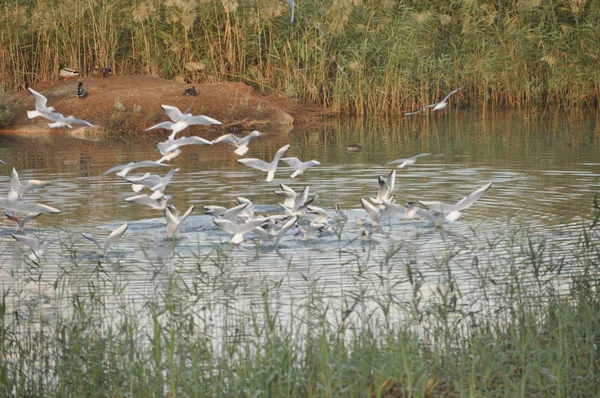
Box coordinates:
[405,85,465,115]
[280,157,321,178]
[146,104,221,137]
[238,144,290,182]
[212,130,262,155]
[81,223,129,257]
[387,153,442,169]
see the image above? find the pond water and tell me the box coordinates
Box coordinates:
[0,111,599,333]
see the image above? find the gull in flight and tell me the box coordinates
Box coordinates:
[26,88,55,119]
[12,234,57,263]
[156,149,182,164]
[280,157,321,178]
[387,153,442,169]
[126,168,179,193]
[124,190,168,210]
[214,217,269,244]
[274,183,301,208]
[251,216,297,247]
[405,85,465,115]
[103,160,170,178]
[165,205,194,239]
[41,111,94,129]
[237,144,290,182]
[156,135,213,156]
[5,212,42,232]
[418,182,493,215]
[146,104,221,137]
[8,167,50,200]
[360,198,384,227]
[81,223,129,257]
[371,169,396,204]
[279,186,312,217]
[205,202,250,223]
[0,198,60,214]
[212,130,262,156]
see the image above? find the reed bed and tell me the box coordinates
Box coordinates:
[1,0,600,115]
[1,214,599,396]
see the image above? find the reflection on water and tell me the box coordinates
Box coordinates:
[0,111,599,329]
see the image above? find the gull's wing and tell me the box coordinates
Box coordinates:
[146,121,175,131]
[242,130,262,143]
[272,144,291,164]
[280,157,302,168]
[156,149,182,163]
[411,153,433,159]
[174,136,213,146]
[385,169,396,194]
[9,168,22,193]
[12,234,40,252]
[221,203,249,220]
[453,182,493,211]
[293,186,310,211]
[104,223,129,254]
[161,105,184,122]
[0,199,60,214]
[360,198,381,225]
[185,115,222,126]
[169,205,194,237]
[440,87,461,103]
[28,88,54,112]
[238,158,272,172]
[382,199,407,216]
[387,158,408,165]
[212,134,240,146]
[274,216,297,246]
[65,116,94,127]
[251,226,273,245]
[81,232,102,250]
[102,163,130,175]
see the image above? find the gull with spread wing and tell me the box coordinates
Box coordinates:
[405,85,466,115]
[12,234,57,262]
[214,217,269,244]
[124,190,168,210]
[26,88,55,119]
[387,153,442,169]
[156,136,213,156]
[146,104,221,137]
[81,223,129,257]
[237,144,290,182]
[212,130,261,155]
[8,167,50,201]
[5,212,42,232]
[418,182,493,215]
[103,160,170,178]
[280,157,321,178]
[165,205,194,239]
[251,216,297,247]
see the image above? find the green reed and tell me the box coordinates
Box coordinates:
[1,214,599,397]
[1,1,600,115]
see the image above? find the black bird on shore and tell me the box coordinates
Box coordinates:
[76,81,86,98]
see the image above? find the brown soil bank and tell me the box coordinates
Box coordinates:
[2,75,332,139]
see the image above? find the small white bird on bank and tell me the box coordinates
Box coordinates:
[81,223,129,257]
[387,153,442,169]
[165,205,194,239]
[146,104,221,138]
[280,157,321,178]
[237,144,290,182]
[212,130,262,156]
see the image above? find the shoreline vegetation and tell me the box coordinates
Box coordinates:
[1,215,599,396]
[1,0,600,116]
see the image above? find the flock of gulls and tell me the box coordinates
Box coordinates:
[1,83,492,262]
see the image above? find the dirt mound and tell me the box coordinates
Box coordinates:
[3,75,332,139]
